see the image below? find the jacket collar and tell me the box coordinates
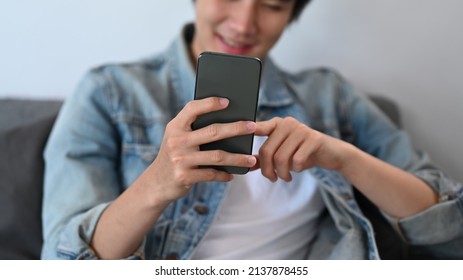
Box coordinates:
[258,58,295,108]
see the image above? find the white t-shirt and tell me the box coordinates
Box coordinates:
[191,136,325,259]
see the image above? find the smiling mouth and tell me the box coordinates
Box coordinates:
[222,36,247,47]
[217,34,253,55]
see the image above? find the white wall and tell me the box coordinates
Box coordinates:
[1,0,462,182]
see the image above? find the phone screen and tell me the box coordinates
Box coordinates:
[192,52,262,174]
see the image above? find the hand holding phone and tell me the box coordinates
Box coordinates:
[191,52,262,174]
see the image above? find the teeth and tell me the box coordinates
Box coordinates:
[223,37,244,48]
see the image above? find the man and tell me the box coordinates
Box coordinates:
[42,0,462,259]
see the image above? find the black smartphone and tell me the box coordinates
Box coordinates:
[192,51,262,174]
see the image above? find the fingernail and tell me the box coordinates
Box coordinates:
[219,98,229,107]
[246,121,256,131]
[247,156,257,166]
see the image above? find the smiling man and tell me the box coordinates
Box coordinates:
[41,0,462,260]
[191,0,295,57]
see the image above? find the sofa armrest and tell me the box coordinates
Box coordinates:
[369,94,402,128]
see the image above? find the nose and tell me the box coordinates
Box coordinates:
[229,3,257,37]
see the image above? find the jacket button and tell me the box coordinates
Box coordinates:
[165,253,179,260]
[342,194,353,201]
[194,205,209,215]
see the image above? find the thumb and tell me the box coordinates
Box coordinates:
[249,155,261,171]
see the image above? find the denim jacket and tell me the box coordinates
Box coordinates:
[41,25,463,260]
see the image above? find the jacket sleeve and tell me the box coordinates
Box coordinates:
[41,69,145,259]
[345,82,463,248]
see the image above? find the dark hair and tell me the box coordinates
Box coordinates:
[192,0,312,22]
[291,0,311,21]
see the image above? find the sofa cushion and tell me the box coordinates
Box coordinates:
[0,99,61,259]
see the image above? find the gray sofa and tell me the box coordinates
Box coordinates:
[0,96,402,259]
[0,99,62,259]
